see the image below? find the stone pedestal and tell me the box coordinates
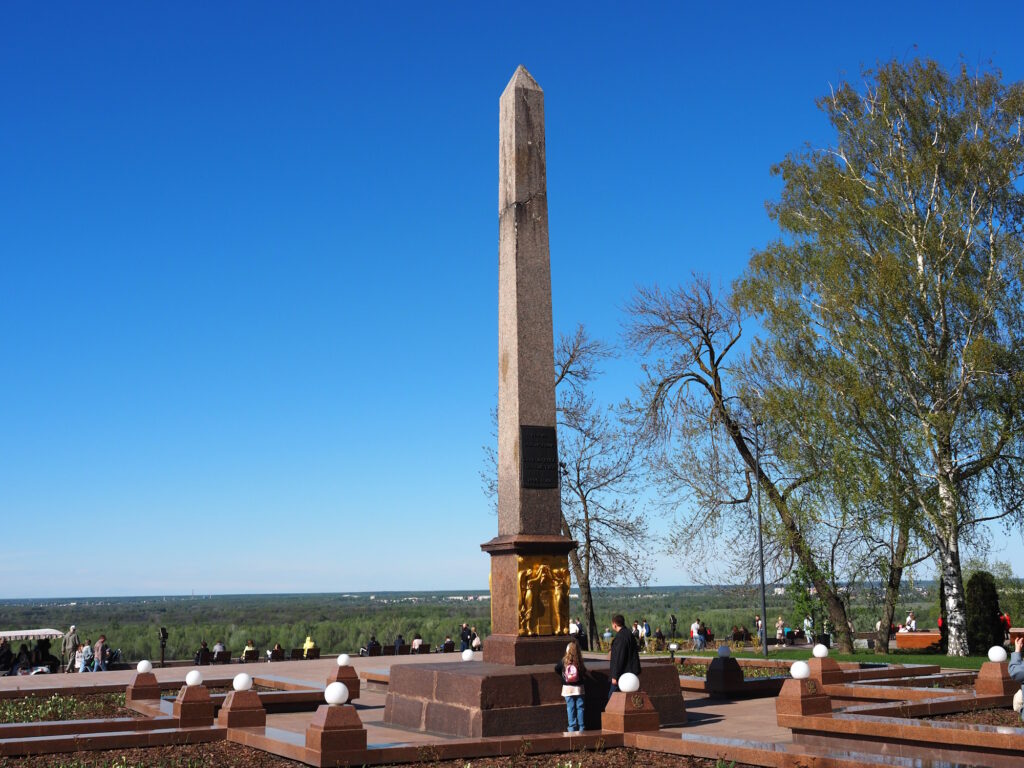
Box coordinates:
[602,690,660,733]
[172,684,215,727]
[216,690,266,728]
[481,534,576,666]
[975,661,1018,696]
[775,678,832,717]
[125,672,160,705]
[327,665,360,702]
[305,704,366,762]
[384,659,684,737]
[808,656,845,686]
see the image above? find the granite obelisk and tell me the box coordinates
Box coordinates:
[480,65,576,666]
[382,68,685,736]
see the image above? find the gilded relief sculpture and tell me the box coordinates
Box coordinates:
[516,556,570,636]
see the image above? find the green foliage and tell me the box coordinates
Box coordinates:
[0,582,944,662]
[966,571,1004,653]
[789,564,822,630]
[736,57,1024,655]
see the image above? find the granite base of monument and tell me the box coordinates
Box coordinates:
[383,659,684,738]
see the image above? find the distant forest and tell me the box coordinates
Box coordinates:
[0,583,951,662]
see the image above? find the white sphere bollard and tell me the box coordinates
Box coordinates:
[717,645,731,658]
[185,670,203,687]
[233,673,253,692]
[790,661,811,680]
[324,682,349,705]
[812,643,829,658]
[136,660,153,674]
[989,646,1008,663]
[461,649,474,661]
[618,672,641,693]
[337,653,351,667]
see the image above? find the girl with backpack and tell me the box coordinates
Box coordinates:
[555,640,586,732]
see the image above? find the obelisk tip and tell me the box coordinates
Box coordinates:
[506,65,542,93]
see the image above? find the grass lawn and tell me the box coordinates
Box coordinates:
[652,648,989,670]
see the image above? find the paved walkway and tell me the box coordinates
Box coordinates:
[1,652,793,749]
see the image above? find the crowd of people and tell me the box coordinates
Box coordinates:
[60,626,119,673]
[193,636,319,664]
[0,638,62,676]
[0,626,121,676]
[357,623,483,656]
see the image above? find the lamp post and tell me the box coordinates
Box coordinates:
[668,642,679,664]
[754,421,768,659]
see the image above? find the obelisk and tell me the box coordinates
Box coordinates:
[382,68,685,736]
[480,65,576,666]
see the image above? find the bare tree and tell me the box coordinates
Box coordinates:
[625,278,857,652]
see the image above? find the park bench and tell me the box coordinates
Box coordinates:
[212,651,231,665]
[242,649,259,663]
[290,648,304,660]
[306,647,320,660]
[410,643,431,654]
[892,631,940,650]
[268,648,285,662]
[195,648,212,666]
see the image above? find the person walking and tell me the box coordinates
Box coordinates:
[608,614,641,698]
[62,625,80,673]
[79,640,93,673]
[555,640,586,732]
[93,635,108,672]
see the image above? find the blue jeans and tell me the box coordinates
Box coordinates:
[565,695,584,732]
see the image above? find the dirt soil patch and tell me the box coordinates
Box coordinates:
[678,663,788,679]
[927,708,1024,728]
[0,742,759,767]
[0,694,139,724]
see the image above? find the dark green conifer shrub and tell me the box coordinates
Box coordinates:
[965,571,1003,654]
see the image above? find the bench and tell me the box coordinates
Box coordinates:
[290,649,304,661]
[410,643,431,654]
[212,651,231,665]
[892,631,940,650]
[268,648,285,662]
[242,650,259,663]
[306,648,320,660]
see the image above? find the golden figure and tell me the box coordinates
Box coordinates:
[552,567,569,635]
[516,555,570,636]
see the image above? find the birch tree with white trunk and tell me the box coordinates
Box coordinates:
[736,59,1024,655]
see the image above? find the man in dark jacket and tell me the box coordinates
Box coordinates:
[608,614,641,697]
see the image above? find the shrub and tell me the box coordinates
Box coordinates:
[966,571,1004,654]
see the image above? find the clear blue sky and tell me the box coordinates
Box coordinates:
[3,2,1023,598]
